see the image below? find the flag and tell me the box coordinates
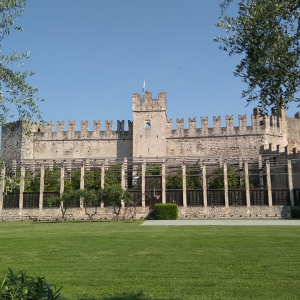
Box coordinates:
[142,79,145,92]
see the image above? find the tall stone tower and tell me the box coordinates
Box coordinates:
[132,91,167,158]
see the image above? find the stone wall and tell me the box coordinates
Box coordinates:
[0,205,291,222]
[2,91,300,168]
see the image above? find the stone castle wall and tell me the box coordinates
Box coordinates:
[1,91,300,167]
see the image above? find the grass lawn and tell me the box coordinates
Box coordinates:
[0,220,300,300]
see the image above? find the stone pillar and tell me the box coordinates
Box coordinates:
[121,159,126,190]
[121,158,127,208]
[19,165,25,209]
[80,164,84,208]
[0,165,5,211]
[12,160,17,175]
[39,165,45,209]
[224,163,229,207]
[162,160,166,204]
[288,159,294,206]
[266,160,273,206]
[202,164,207,207]
[101,164,105,208]
[245,162,251,207]
[60,164,64,196]
[101,164,105,189]
[142,162,146,208]
[182,162,187,207]
[259,154,264,188]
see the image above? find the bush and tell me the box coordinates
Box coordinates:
[155,203,178,220]
[291,208,300,219]
[0,268,62,300]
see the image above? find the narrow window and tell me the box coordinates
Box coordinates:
[145,121,151,129]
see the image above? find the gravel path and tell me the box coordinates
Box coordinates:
[141,220,300,226]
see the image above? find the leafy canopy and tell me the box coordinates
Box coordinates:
[0,0,43,126]
[215,0,300,114]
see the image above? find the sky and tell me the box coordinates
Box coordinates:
[3,0,300,130]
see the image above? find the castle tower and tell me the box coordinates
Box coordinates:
[132,91,167,158]
[0,120,35,167]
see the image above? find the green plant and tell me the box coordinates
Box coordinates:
[155,203,178,220]
[0,268,62,299]
[102,184,131,222]
[0,0,44,127]
[208,167,240,189]
[80,189,103,222]
[215,0,300,113]
[4,174,20,194]
[104,164,122,186]
[46,190,80,222]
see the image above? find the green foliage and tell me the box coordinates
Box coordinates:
[24,172,39,192]
[80,189,102,207]
[166,164,202,189]
[24,167,61,193]
[145,164,161,175]
[44,168,60,192]
[104,164,121,186]
[4,173,20,193]
[84,168,101,190]
[155,203,178,220]
[215,0,300,113]
[186,164,202,189]
[166,173,182,189]
[0,268,62,299]
[208,167,240,189]
[102,184,131,221]
[78,189,102,222]
[46,190,81,222]
[0,0,44,127]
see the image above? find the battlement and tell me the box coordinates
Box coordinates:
[260,143,300,159]
[34,119,133,140]
[166,108,288,137]
[132,91,167,112]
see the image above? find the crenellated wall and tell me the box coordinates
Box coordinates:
[165,108,290,158]
[1,91,300,166]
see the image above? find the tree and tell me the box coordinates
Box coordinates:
[104,164,121,186]
[102,184,131,222]
[215,0,300,113]
[46,190,80,222]
[208,167,240,189]
[0,0,43,127]
[80,189,102,222]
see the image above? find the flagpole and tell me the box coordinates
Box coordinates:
[142,79,145,99]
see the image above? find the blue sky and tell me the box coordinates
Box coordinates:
[3,0,300,130]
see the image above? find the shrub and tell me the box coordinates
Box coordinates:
[0,268,62,299]
[155,203,178,220]
[291,208,300,219]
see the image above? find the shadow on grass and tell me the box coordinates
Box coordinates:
[75,293,177,300]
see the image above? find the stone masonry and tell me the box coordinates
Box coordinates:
[1,91,300,166]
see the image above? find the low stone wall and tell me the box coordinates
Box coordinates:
[178,206,291,219]
[0,205,292,221]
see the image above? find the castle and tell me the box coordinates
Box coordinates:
[1,91,300,221]
[1,90,300,165]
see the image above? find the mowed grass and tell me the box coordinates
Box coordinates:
[0,221,300,300]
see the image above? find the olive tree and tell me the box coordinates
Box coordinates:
[102,184,131,222]
[215,0,300,114]
[0,0,43,127]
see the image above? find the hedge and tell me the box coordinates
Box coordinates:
[155,203,178,220]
